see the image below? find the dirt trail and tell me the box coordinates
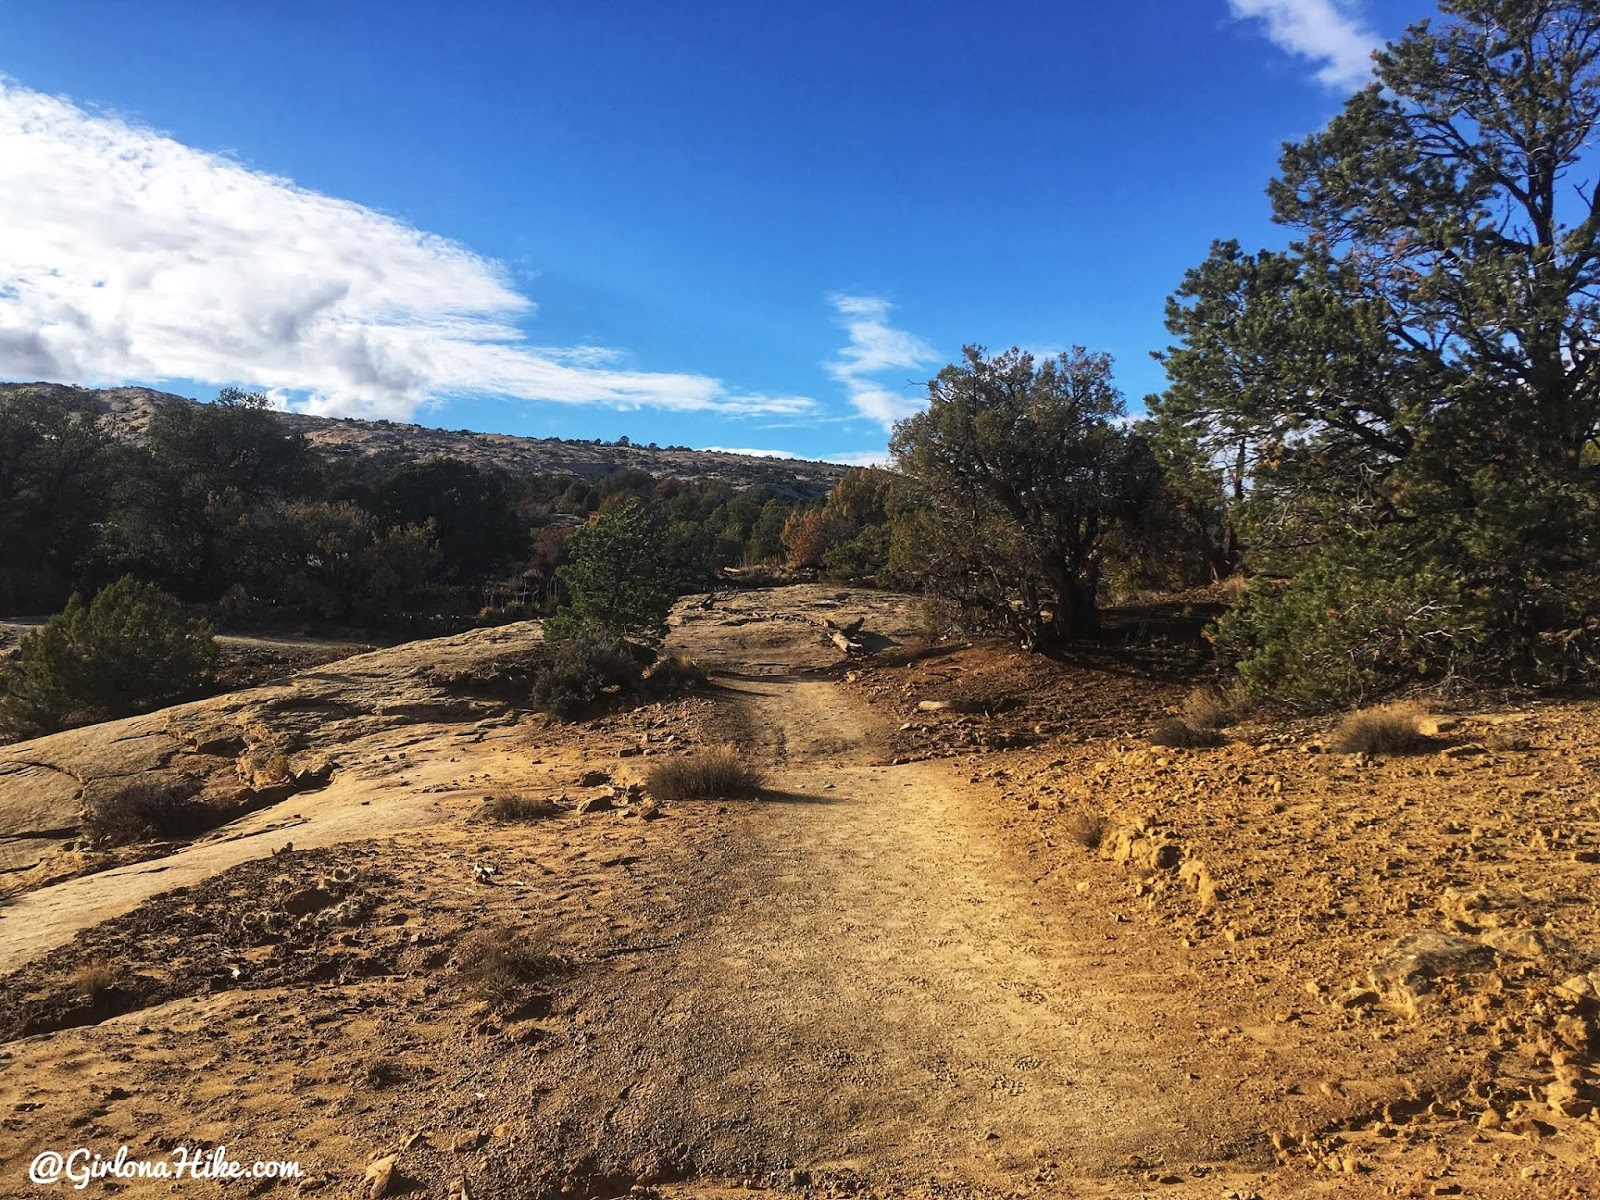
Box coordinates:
[579,666,1268,1190]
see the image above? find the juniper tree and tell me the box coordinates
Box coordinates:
[1156,0,1600,701]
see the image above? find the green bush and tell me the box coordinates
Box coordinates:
[0,577,218,736]
[1211,544,1475,710]
[819,525,891,584]
[545,499,674,651]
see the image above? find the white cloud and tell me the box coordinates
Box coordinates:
[825,293,939,429]
[0,80,814,420]
[1228,0,1377,89]
[824,449,893,468]
[703,446,799,459]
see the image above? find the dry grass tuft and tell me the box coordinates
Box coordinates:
[480,793,563,823]
[69,960,123,1005]
[1149,718,1224,749]
[646,746,766,801]
[1179,681,1253,730]
[457,924,566,1011]
[1065,811,1108,852]
[1332,702,1432,756]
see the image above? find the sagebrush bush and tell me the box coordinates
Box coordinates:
[480,793,562,823]
[1332,703,1432,756]
[528,632,647,719]
[646,746,766,801]
[457,924,566,1011]
[82,777,207,846]
[1148,718,1223,749]
[0,577,217,737]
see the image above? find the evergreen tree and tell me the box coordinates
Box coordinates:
[1157,0,1600,700]
[544,499,674,651]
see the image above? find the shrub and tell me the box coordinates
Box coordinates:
[780,510,854,569]
[646,746,766,801]
[1331,703,1432,756]
[456,924,566,1011]
[1212,550,1474,709]
[819,525,891,585]
[480,793,562,823]
[545,500,674,650]
[1179,682,1252,730]
[642,654,707,699]
[82,776,207,846]
[0,577,217,737]
[528,633,646,720]
[1065,811,1107,851]
[1148,718,1223,749]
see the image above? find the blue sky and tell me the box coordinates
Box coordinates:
[0,1,1425,464]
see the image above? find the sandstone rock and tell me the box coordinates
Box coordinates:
[1554,1013,1595,1054]
[1370,931,1497,1008]
[1554,972,1600,1002]
[365,1155,400,1198]
[577,795,614,814]
[450,1129,485,1153]
[1478,927,1549,959]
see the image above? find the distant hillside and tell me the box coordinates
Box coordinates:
[1,382,849,499]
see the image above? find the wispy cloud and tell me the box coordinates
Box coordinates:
[0,80,813,420]
[1228,0,1377,89]
[825,293,939,429]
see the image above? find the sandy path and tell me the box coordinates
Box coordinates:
[577,670,1266,1189]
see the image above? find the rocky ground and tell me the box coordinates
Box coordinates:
[0,585,1597,1198]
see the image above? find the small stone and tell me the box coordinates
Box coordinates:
[577,795,614,814]
[1338,987,1380,1010]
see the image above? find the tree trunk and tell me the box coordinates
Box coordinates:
[1057,580,1100,640]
